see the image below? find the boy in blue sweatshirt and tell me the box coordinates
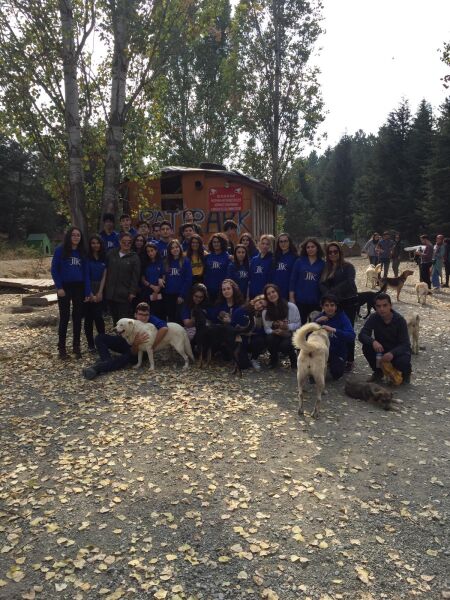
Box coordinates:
[248,235,274,298]
[99,213,119,251]
[314,293,355,380]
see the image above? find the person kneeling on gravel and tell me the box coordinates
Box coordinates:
[82,302,167,379]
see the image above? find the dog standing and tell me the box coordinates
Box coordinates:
[115,318,194,370]
[356,291,379,319]
[292,323,330,418]
[366,264,382,289]
[416,282,432,306]
[406,313,420,354]
[379,270,414,301]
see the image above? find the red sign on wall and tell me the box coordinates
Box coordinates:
[208,186,243,212]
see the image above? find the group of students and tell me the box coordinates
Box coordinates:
[51,213,412,384]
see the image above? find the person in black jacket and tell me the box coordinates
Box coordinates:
[358,293,411,383]
[320,242,358,371]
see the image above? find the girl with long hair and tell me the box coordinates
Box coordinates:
[204,233,231,303]
[263,283,300,369]
[227,244,250,298]
[289,237,325,324]
[239,233,259,258]
[363,232,380,266]
[141,242,165,318]
[131,234,147,270]
[230,294,267,371]
[271,233,298,299]
[185,234,207,284]
[51,226,90,359]
[248,234,273,298]
[320,242,358,371]
[162,239,192,322]
[182,283,210,352]
[84,235,107,352]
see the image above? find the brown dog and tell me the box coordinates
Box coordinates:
[379,270,414,301]
[344,379,394,411]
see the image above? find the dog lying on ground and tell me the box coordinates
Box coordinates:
[365,264,383,289]
[292,323,330,418]
[356,291,380,318]
[379,270,415,301]
[406,313,420,354]
[344,379,394,410]
[115,318,194,370]
[416,282,432,306]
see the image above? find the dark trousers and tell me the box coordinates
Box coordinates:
[419,262,432,289]
[369,256,378,266]
[95,333,136,373]
[379,258,390,277]
[84,301,105,347]
[362,344,411,376]
[249,334,267,359]
[57,282,85,349]
[329,354,346,380]
[266,333,296,366]
[341,298,357,363]
[444,261,449,286]
[108,300,132,325]
[162,293,183,323]
[296,302,321,325]
[392,257,401,277]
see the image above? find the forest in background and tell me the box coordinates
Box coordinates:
[0,0,449,243]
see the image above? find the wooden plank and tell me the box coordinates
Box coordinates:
[22,293,58,307]
[0,278,55,291]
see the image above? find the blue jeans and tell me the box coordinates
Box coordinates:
[379,258,390,277]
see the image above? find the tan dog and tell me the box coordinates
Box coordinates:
[292,323,330,418]
[416,282,432,306]
[366,263,382,289]
[379,269,414,301]
[406,313,420,354]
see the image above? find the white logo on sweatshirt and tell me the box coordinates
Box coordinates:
[171,268,180,276]
[70,257,81,267]
[255,266,263,274]
[212,261,221,269]
[305,271,317,281]
[277,262,287,271]
[239,270,248,279]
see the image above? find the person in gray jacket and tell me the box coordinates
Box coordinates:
[105,232,141,324]
[363,232,380,265]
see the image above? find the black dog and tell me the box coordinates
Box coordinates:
[356,291,380,319]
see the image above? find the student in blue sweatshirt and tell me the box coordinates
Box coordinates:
[84,235,107,352]
[156,220,173,258]
[51,226,91,359]
[141,242,165,318]
[314,293,356,380]
[248,234,273,298]
[239,233,259,259]
[99,213,119,251]
[289,238,325,324]
[227,244,250,298]
[204,233,231,303]
[162,240,192,322]
[271,233,298,299]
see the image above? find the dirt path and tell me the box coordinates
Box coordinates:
[0,257,449,600]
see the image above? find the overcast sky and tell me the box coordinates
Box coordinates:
[314,0,450,149]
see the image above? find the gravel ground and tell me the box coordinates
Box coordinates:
[0,257,449,600]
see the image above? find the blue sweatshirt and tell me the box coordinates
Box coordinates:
[164,257,192,298]
[51,246,91,295]
[144,261,164,286]
[289,256,325,305]
[157,239,170,258]
[99,230,119,251]
[249,252,273,298]
[207,301,239,324]
[204,252,231,295]
[314,311,355,360]
[87,257,106,283]
[271,252,297,299]
[149,315,167,330]
[227,261,249,297]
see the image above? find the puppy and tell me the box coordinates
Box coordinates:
[416,282,432,306]
[292,323,330,418]
[366,264,382,289]
[344,379,394,410]
[115,318,194,370]
[379,270,414,301]
[356,291,379,318]
[406,313,420,354]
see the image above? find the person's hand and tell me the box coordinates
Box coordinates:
[134,332,149,345]
[373,340,384,353]
[322,325,336,333]
[279,319,289,330]
[57,288,65,298]
[273,328,282,336]
[95,292,103,302]
[315,315,328,324]
[381,352,394,363]
[177,296,184,304]
[272,320,280,329]
[158,278,165,288]
[128,293,135,303]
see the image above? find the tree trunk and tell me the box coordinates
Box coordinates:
[271,0,282,194]
[58,0,88,240]
[101,0,130,218]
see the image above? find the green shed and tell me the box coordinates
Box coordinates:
[332,228,345,242]
[26,234,52,255]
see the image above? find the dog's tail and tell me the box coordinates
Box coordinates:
[183,330,195,361]
[292,323,324,352]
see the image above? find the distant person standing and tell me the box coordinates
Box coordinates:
[104,232,141,324]
[443,237,450,288]
[289,238,325,324]
[223,220,238,254]
[416,234,433,289]
[431,234,445,290]
[362,232,380,265]
[376,231,394,277]
[391,232,403,277]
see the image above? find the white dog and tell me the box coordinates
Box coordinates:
[292,323,330,418]
[365,263,382,289]
[406,313,420,355]
[416,282,431,306]
[115,319,194,370]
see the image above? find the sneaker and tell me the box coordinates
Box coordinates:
[82,366,98,380]
[367,370,383,382]
[250,359,261,372]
